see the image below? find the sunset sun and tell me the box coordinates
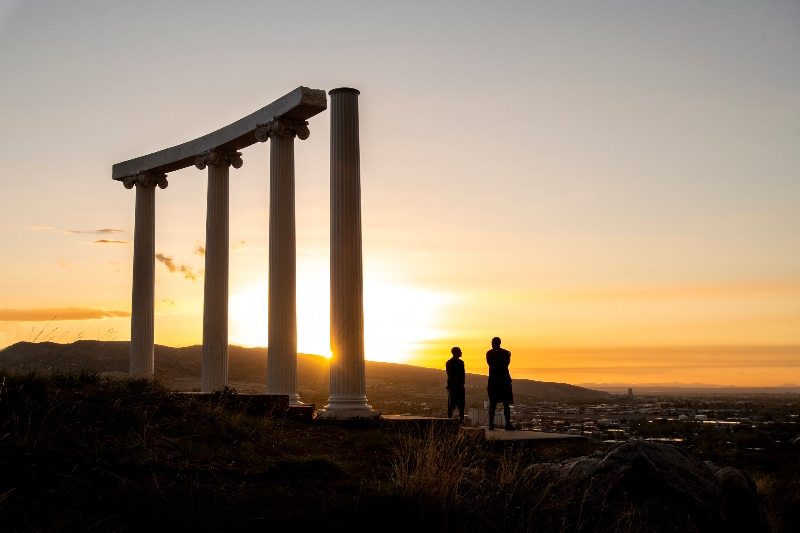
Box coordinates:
[230,276,451,365]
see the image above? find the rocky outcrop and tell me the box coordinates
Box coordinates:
[706,461,769,532]
[528,440,768,532]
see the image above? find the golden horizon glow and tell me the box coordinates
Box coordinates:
[1,275,797,387]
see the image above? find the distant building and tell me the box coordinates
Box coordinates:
[568,422,583,435]
[627,388,636,409]
[468,408,506,427]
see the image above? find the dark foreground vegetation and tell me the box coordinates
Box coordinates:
[629,411,800,532]
[0,371,796,532]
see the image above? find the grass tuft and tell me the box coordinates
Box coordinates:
[388,425,586,532]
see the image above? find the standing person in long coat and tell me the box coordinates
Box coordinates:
[486,336,515,430]
[446,347,466,424]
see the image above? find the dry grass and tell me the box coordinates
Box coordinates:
[756,472,800,533]
[391,425,482,517]
[389,425,583,532]
[0,370,789,532]
[0,370,395,531]
[0,371,627,532]
[388,426,675,532]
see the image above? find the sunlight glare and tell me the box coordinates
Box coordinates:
[229,272,331,356]
[228,283,268,348]
[364,281,451,364]
[229,273,451,364]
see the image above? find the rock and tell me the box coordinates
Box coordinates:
[715,467,769,532]
[527,441,768,532]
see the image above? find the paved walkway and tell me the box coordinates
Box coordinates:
[481,428,586,442]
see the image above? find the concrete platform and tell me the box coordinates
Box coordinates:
[476,428,589,454]
[234,394,289,415]
[316,409,381,420]
[287,404,316,421]
[379,417,588,453]
[483,428,586,442]
[180,392,316,419]
[379,415,461,432]
[381,415,455,422]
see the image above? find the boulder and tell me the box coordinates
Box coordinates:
[528,440,768,532]
[715,466,769,532]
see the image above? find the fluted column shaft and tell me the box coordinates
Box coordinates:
[130,182,155,377]
[267,131,299,403]
[197,150,242,392]
[202,163,229,392]
[327,88,371,412]
[255,119,309,404]
[126,172,167,378]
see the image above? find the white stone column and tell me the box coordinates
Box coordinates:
[321,88,377,417]
[256,119,310,405]
[195,149,242,392]
[124,171,168,378]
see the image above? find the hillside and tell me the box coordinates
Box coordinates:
[0,372,772,532]
[0,340,609,412]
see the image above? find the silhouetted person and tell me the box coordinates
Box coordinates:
[486,337,514,430]
[446,347,466,423]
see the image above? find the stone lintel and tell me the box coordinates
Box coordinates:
[111,86,326,181]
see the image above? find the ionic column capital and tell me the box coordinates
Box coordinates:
[122,171,168,190]
[255,118,310,143]
[194,149,243,170]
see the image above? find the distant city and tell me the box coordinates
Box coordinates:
[382,388,800,453]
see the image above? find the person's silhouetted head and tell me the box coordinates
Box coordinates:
[451,347,462,358]
[491,337,501,348]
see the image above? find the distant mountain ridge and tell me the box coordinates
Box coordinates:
[580,382,800,395]
[0,341,609,409]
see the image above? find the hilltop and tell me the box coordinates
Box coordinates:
[0,371,774,532]
[0,340,609,412]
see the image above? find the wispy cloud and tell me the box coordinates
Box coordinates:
[92,239,132,244]
[63,228,126,235]
[57,259,70,270]
[24,226,128,235]
[162,298,175,306]
[194,241,244,255]
[155,253,200,282]
[506,280,800,303]
[0,308,131,322]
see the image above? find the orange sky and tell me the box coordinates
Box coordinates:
[0,2,798,387]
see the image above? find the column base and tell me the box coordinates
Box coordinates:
[317,396,379,419]
[316,408,381,420]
